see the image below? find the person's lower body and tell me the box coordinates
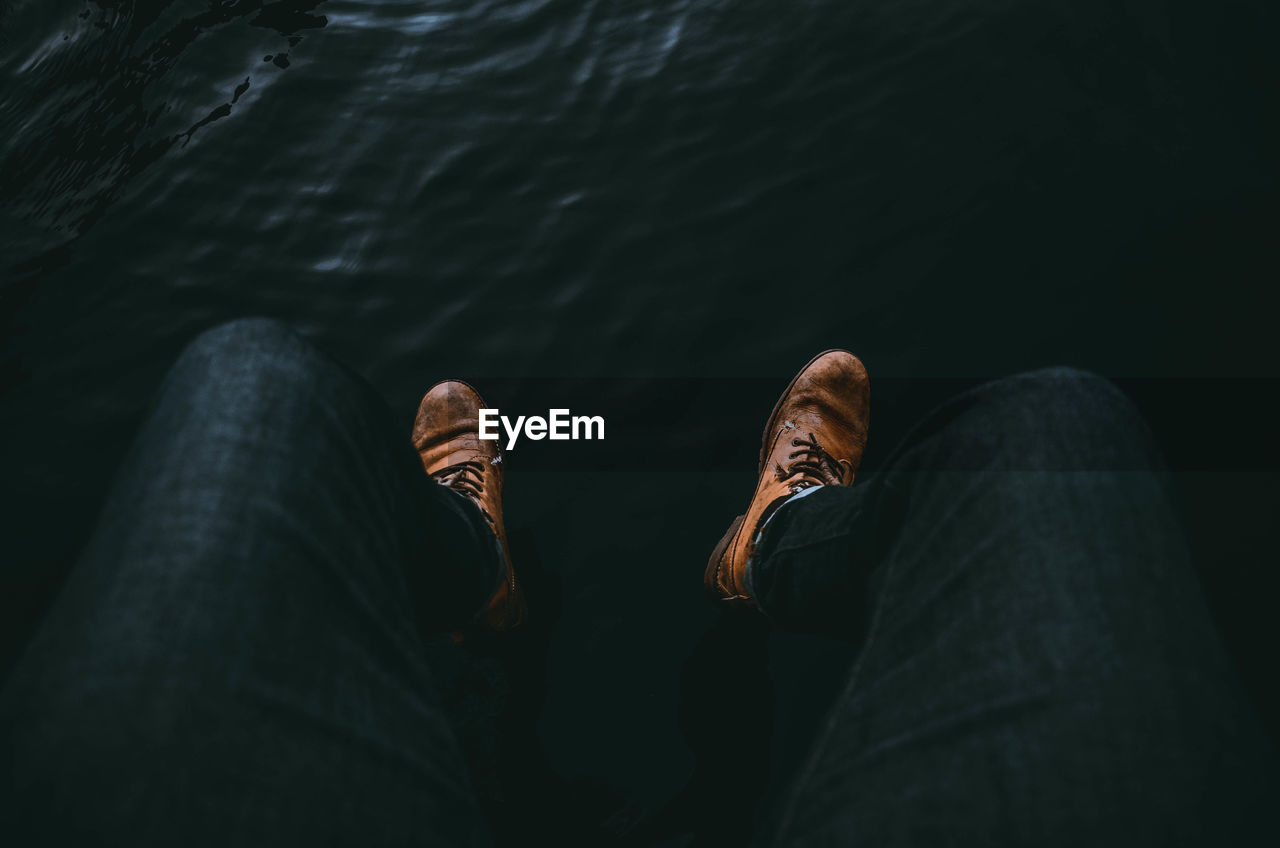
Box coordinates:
[747,368,1277,845]
[0,318,500,845]
[6,324,1276,846]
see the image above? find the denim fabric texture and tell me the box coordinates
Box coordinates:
[1,319,500,846]
[754,369,1277,846]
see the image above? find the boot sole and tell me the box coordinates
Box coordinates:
[704,513,745,595]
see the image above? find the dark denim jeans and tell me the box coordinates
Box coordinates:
[1,319,501,846]
[2,319,1275,845]
[753,370,1277,845]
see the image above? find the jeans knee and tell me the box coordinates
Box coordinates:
[1005,368,1152,468]
[185,317,304,362]
[165,318,330,412]
[919,367,1157,471]
[1004,367,1140,428]
[997,366,1133,415]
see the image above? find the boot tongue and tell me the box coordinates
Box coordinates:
[773,461,830,492]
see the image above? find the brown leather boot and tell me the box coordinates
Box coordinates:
[413,379,527,631]
[705,350,870,605]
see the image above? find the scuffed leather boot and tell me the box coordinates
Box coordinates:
[705,350,870,605]
[413,379,527,631]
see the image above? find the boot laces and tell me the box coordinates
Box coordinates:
[430,459,495,525]
[774,432,846,491]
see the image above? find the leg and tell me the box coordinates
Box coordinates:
[755,368,1277,845]
[0,319,499,845]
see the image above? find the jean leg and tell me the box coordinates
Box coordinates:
[757,368,1277,845]
[0,319,498,845]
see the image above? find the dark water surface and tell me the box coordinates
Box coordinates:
[2,0,1278,842]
